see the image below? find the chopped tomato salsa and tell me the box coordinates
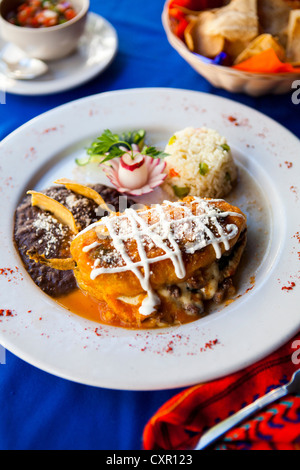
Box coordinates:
[6,1,77,28]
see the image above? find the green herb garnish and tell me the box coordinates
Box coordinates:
[173,186,190,198]
[220,143,231,152]
[199,162,209,176]
[225,172,231,182]
[141,146,167,158]
[76,129,168,166]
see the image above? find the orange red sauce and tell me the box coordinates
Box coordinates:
[56,288,201,329]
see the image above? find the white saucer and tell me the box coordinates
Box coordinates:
[0,12,118,96]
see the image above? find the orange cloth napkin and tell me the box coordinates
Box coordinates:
[143,333,300,450]
[233,49,300,74]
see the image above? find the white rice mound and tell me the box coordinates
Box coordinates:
[162,127,237,199]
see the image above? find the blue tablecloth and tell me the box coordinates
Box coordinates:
[0,0,299,451]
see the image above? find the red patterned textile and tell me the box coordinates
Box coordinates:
[143,334,300,450]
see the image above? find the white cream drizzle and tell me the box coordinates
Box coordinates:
[82,241,101,252]
[76,198,245,317]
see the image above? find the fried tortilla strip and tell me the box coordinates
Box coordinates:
[234,33,286,64]
[286,10,300,64]
[205,0,258,42]
[189,0,259,60]
[184,11,224,57]
[27,249,76,271]
[257,0,291,46]
[27,190,79,234]
[54,178,114,215]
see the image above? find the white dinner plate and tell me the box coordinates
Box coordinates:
[0,88,299,391]
[0,12,118,96]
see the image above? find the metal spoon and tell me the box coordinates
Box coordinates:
[194,368,300,450]
[0,44,48,80]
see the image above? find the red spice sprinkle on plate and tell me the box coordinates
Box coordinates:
[281,281,296,291]
[42,127,58,134]
[293,231,300,243]
[0,267,24,282]
[0,309,14,317]
[228,116,237,123]
[165,341,174,353]
[224,115,251,128]
[290,186,299,201]
[200,338,219,352]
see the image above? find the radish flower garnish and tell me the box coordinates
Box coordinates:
[76,129,168,196]
[103,154,167,196]
[118,151,148,189]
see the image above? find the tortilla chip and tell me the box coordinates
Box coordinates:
[286,9,300,63]
[54,178,114,214]
[204,0,258,43]
[27,190,79,234]
[234,33,286,64]
[257,0,291,45]
[27,249,76,271]
[224,39,253,61]
[184,12,224,57]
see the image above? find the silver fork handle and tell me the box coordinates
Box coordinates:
[194,385,288,450]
